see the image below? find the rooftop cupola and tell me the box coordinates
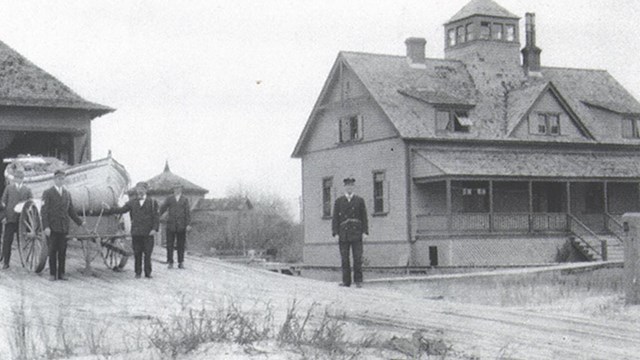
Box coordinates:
[444,0,521,67]
[521,12,542,76]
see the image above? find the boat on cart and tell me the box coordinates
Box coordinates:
[4,154,131,273]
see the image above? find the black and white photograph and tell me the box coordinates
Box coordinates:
[0,0,639,358]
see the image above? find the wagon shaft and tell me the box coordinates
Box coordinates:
[101,241,131,257]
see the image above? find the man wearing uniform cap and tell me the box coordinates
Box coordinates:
[42,170,84,280]
[111,181,159,278]
[332,176,368,288]
[1,170,32,269]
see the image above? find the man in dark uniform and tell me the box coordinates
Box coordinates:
[42,170,84,281]
[332,177,368,288]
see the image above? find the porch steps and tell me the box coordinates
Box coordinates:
[571,234,623,262]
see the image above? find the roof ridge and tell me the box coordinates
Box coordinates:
[542,66,608,73]
[340,51,463,64]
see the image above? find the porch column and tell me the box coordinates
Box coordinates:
[528,181,533,232]
[604,181,609,214]
[446,180,452,231]
[489,180,494,231]
[566,182,572,214]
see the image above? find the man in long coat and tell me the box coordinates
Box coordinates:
[112,182,159,278]
[159,184,191,269]
[42,170,84,281]
[1,170,32,269]
[332,177,368,288]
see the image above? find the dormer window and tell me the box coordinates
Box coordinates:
[622,118,640,139]
[531,113,561,136]
[339,115,363,143]
[436,109,471,133]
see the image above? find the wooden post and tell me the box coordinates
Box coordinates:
[488,180,494,232]
[446,180,452,231]
[622,213,640,305]
[528,181,533,233]
[604,181,609,214]
[566,182,572,214]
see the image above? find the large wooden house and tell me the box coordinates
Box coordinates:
[292,0,640,267]
[0,39,113,190]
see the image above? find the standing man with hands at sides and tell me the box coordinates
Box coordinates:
[1,170,32,269]
[159,184,191,270]
[111,182,159,279]
[332,177,368,288]
[42,170,84,281]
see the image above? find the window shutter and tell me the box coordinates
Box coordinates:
[339,117,350,142]
[384,179,391,213]
[357,115,364,140]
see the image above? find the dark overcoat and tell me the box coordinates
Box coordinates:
[1,184,32,223]
[114,198,160,236]
[159,195,191,232]
[41,187,82,234]
[332,195,368,241]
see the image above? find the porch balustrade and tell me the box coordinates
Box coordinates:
[415,212,569,234]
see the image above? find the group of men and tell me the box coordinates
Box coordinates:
[0,170,192,281]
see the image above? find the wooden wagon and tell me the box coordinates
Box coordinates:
[5,154,132,274]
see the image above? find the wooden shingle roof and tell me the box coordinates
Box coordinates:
[144,162,209,195]
[413,149,640,180]
[0,40,113,113]
[447,0,519,23]
[341,53,640,144]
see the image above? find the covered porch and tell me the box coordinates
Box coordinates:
[412,148,640,238]
[414,179,638,235]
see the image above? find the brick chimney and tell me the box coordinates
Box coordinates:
[405,37,426,68]
[521,13,542,76]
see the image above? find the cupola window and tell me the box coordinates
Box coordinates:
[492,24,503,40]
[480,22,491,39]
[505,24,516,41]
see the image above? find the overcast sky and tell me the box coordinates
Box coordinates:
[0,0,638,220]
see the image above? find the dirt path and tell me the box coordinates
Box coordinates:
[0,246,638,359]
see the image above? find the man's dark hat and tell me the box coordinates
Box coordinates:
[54,170,66,177]
[343,177,356,184]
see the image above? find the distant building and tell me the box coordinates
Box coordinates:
[143,161,209,246]
[190,197,253,254]
[0,39,113,190]
[292,0,640,267]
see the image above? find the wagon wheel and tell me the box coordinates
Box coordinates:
[101,236,129,271]
[17,200,48,273]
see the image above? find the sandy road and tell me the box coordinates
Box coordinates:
[0,246,638,359]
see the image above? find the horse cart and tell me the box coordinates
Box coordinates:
[4,155,131,274]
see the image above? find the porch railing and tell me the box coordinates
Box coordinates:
[604,213,625,244]
[567,214,605,260]
[415,213,568,234]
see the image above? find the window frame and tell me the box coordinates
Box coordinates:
[338,114,363,143]
[321,177,333,219]
[372,170,388,216]
[436,109,471,133]
[622,118,640,139]
[531,112,562,136]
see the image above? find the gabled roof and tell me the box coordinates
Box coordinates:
[0,40,113,114]
[447,0,519,23]
[506,81,593,139]
[145,161,209,195]
[293,50,640,157]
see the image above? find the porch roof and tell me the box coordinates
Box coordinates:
[413,149,640,181]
